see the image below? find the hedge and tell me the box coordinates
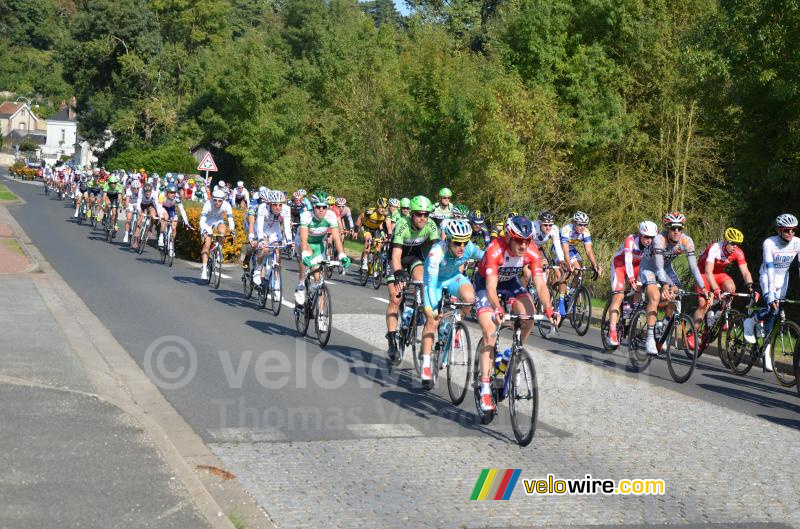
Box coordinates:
[175,202,248,262]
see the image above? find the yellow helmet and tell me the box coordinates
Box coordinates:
[376,197,388,208]
[724,227,744,244]
[327,195,335,205]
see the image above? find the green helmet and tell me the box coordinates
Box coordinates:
[409,195,433,213]
[108,175,119,184]
[400,197,411,208]
[310,192,329,206]
[438,187,452,198]
[453,204,470,218]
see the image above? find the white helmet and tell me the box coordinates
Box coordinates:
[573,211,590,224]
[237,180,244,188]
[638,220,658,237]
[131,179,141,189]
[259,188,270,201]
[776,213,798,228]
[218,180,226,188]
[212,189,226,200]
[267,190,285,203]
[443,219,472,242]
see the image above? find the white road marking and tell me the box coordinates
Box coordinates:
[345,423,422,438]
[371,297,390,304]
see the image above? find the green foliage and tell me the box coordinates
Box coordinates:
[18,139,38,152]
[105,140,197,173]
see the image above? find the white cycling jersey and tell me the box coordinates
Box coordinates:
[532,220,565,262]
[759,235,800,302]
[255,203,292,244]
[200,199,234,235]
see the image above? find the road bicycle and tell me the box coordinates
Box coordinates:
[527,265,559,338]
[205,232,233,290]
[76,199,88,226]
[103,201,119,243]
[423,290,473,405]
[627,290,700,383]
[90,199,102,228]
[557,266,594,336]
[694,291,753,366]
[359,235,387,289]
[600,285,644,352]
[126,209,139,245]
[295,258,339,347]
[722,298,800,387]
[323,237,344,278]
[254,243,287,316]
[473,312,545,447]
[396,280,424,369]
[159,220,181,267]
[135,214,159,255]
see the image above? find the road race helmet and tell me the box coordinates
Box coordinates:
[376,197,388,208]
[538,211,556,223]
[573,211,590,225]
[505,215,534,240]
[444,219,472,243]
[292,190,304,200]
[409,195,433,213]
[662,211,686,227]
[327,195,336,206]
[724,227,744,244]
[469,209,486,225]
[311,192,329,206]
[438,187,452,198]
[297,188,307,197]
[400,197,411,208]
[259,188,270,201]
[775,213,798,228]
[267,190,286,203]
[212,190,226,200]
[237,181,244,188]
[388,198,400,207]
[188,178,195,185]
[638,221,658,237]
[166,184,178,193]
[143,184,152,192]
[335,197,347,206]
[452,204,470,218]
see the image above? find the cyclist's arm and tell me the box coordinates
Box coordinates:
[224,203,235,231]
[624,237,635,280]
[300,226,311,256]
[282,210,292,243]
[550,227,565,262]
[255,205,266,240]
[177,202,189,225]
[423,245,443,311]
[653,237,672,285]
[705,256,718,291]
[343,208,354,231]
[199,202,212,234]
[684,237,705,290]
[763,239,776,300]
[354,212,364,229]
[584,237,598,270]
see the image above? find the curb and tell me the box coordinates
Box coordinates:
[0,192,275,529]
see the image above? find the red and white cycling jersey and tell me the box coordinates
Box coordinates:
[477,237,543,281]
[698,241,747,274]
[612,234,645,277]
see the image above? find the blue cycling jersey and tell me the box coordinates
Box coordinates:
[423,240,484,310]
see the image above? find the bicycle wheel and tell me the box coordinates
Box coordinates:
[167,237,174,267]
[160,235,167,263]
[324,248,333,279]
[600,298,618,352]
[473,339,496,425]
[372,256,382,289]
[212,251,222,289]
[315,285,333,347]
[77,206,83,225]
[137,224,147,255]
[411,307,424,376]
[258,281,268,309]
[722,314,756,375]
[242,269,253,299]
[536,285,555,338]
[269,266,282,316]
[794,346,800,397]
[570,286,591,336]
[446,321,472,405]
[771,320,800,387]
[508,348,538,446]
[627,309,653,372]
[665,314,698,383]
[294,297,310,337]
[359,262,369,286]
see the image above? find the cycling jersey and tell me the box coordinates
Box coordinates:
[699,242,747,275]
[560,223,592,260]
[339,205,354,231]
[471,226,491,248]
[300,209,338,244]
[391,217,439,269]
[361,208,387,231]
[533,220,565,262]
[639,232,705,289]
[138,192,157,210]
[474,237,542,314]
[759,235,800,302]
[103,183,121,200]
[431,204,452,225]
[289,199,311,225]
[611,234,646,292]
[255,203,292,244]
[200,199,235,235]
[160,195,189,224]
[423,240,484,310]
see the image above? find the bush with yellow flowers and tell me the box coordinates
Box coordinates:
[176,201,248,262]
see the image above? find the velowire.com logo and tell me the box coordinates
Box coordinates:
[470,469,522,500]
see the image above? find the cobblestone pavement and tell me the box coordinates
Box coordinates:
[211,315,800,529]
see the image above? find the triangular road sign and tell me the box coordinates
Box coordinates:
[197,152,218,172]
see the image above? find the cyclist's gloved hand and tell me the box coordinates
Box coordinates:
[746,282,754,294]
[492,307,505,324]
[302,251,313,267]
[713,288,721,300]
[394,269,410,284]
[591,267,599,281]
[339,253,351,269]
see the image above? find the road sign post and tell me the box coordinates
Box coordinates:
[197,152,218,183]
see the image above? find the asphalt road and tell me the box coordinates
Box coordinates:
[5,175,799,443]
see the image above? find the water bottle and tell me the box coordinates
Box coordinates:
[622,301,633,319]
[494,348,512,376]
[755,320,765,338]
[401,306,413,328]
[706,310,719,327]
[438,320,452,342]
[654,319,665,337]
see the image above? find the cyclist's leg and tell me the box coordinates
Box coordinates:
[421,284,443,357]
[361,231,372,270]
[608,265,627,333]
[510,283,535,343]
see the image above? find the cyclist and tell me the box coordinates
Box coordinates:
[253,190,292,286]
[693,227,754,333]
[606,221,658,346]
[199,190,235,281]
[386,196,440,362]
[158,184,190,248]
[335,197,354,239]
[122,179,142,243]
[290,190,313,279]
[743,214,800,371]
[87,176,103,221]
[638,212,706,355]
[399,198,411,220]
[295,192,351,305]
[131,185,159,250]
[474,216,557,412]
[431,187,453,227]
[419,219,484,385]
[73,175,90,219]
[102,175,122,236]
[558,211,601,316]
[243,187,266,270]
[355,198,391,273]
[387,198,402,227]
[533,211,566,273]
[233,181,250,209]
[468,209,491,248]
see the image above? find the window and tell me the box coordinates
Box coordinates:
[60,129,65,143]
[19,122,26,130]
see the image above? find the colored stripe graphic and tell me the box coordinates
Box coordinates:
[470,469,521,500]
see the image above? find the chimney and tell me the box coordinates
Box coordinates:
[60,100,67,111]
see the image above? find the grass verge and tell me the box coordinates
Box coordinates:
[0,182,18,201]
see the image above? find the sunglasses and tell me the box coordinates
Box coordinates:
[577,223,588,228]
[641,235,654,240]
[314,205,328,210]
[780,228,796,234]
[440,197,451,200]
[413,212,429,218]
[510,237,530,245]
[541,224,553,228]
[401,207,410,211]
[669,226,684,232]
[451,240,467,247]
[212,198,224,202]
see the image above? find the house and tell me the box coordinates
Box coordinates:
[0,101,44,138]
[41,103,78,164]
